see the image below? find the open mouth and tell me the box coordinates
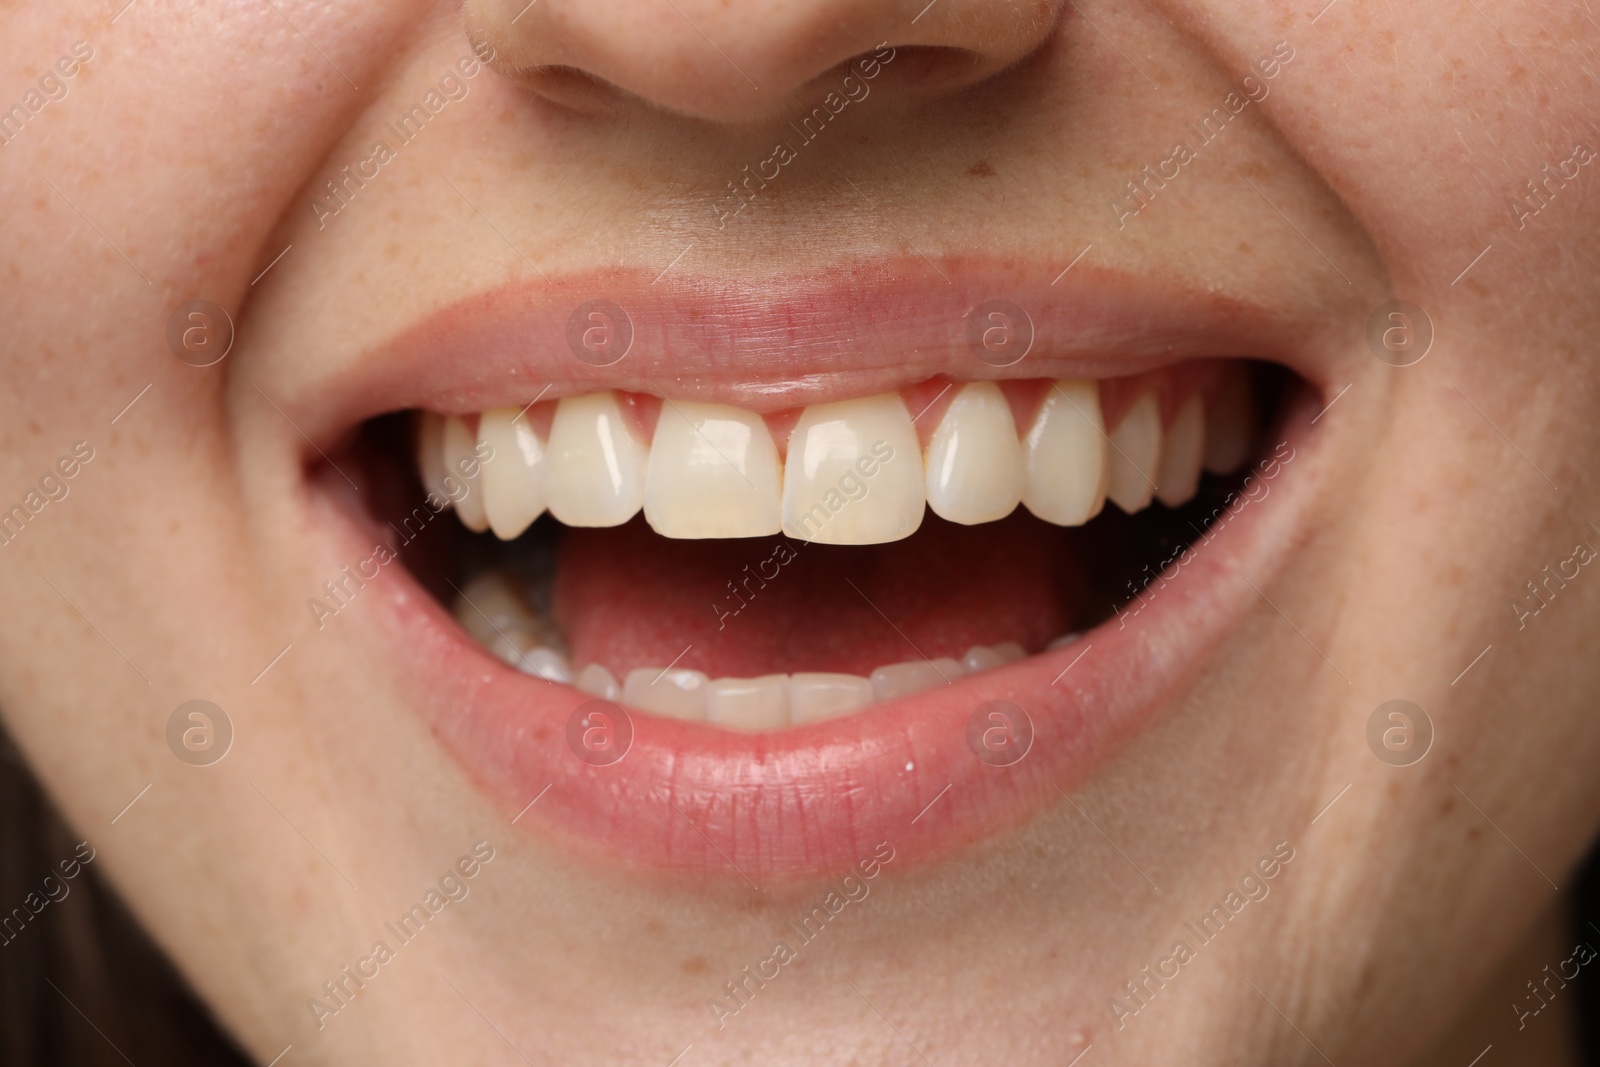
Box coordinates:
[401,361,1275,729]
[288,263,1330,882]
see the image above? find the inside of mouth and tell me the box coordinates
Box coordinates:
[345,360,1294,731]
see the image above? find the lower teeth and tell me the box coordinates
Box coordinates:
[451,571,1052,731]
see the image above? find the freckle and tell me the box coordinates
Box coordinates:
[968,160,995,178]
[680,955,709,975]
[1467,826,1483,841]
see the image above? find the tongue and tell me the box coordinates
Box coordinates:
[553,513,1080,680]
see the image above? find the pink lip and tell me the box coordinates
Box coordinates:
[280,257,1337,444]
[293,259,1334,884]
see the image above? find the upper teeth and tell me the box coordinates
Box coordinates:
[1021,379,1107,525]
[547,392,649,528]
[781,392,926,544]
[649,400,782,539]
[418,375,1250,545]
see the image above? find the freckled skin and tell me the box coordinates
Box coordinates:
[1,2,1598,1066]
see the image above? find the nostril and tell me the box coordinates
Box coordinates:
[466,0,1064,123]
[514,46,1004,119]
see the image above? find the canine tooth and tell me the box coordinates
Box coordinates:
[705,675,790,731]
[623,667,710,720]
[575,663,620,700]
[924,382,1024,525]
[546,392,648,527]
[416,412,449,497]
[788,673,875,725]
[1203,368,1255,474]
[443,415,489,532]
[478,407,547,540]
[782,393,925,545]
[516,647,573,684]
[1155,395,1205,507]
[871,657,963,703]
[1022,380,1107,526]
[1106,392,1162,513]
[645,401,782,538]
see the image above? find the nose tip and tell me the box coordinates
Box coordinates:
[465,0,1063,122]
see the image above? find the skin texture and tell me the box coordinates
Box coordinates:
[2,0,1599,1064]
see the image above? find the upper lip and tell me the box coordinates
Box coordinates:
[261,256,1348,447]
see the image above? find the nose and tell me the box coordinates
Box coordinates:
[464,0,1063,123]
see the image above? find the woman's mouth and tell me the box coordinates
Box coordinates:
[285,261,1339,884]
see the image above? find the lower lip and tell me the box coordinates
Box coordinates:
[366,392,1319,885]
